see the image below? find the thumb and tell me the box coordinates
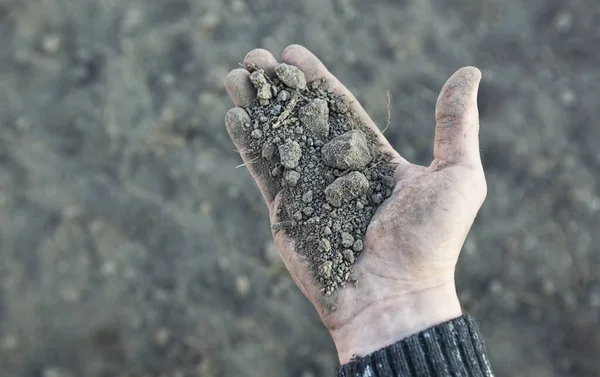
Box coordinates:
[433,67,482,169]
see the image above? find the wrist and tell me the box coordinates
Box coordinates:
[329,282,462,364]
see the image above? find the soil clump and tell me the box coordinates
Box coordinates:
[243,64,396,296]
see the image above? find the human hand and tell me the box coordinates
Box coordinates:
[224,45,486,363]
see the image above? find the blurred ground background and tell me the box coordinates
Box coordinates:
[0,0,599,376]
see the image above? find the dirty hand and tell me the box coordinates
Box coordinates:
[224,45,486,363]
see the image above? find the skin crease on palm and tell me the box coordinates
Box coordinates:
[224,45,487,364]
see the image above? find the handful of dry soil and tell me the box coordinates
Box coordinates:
[242,63,396,296]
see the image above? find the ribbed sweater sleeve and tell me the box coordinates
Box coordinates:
[337,315,494,377]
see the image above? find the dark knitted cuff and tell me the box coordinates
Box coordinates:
[337,314,494,377]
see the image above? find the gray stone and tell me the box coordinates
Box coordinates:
[342,249,355,263]
[318,238,331,252]
[277,90,291,102]
[251,129,263,139]
[299,99,330,138]
[279,140,302,169]
[284,170,300,187]
[319,261,333,278]
[341,232,354,248]
[325,172,370,207]
[372,193,383,204]
[302,190,313,204]
[352,239,364,252]
[321,130,372,170]
[271,165,283,177]
[262,142,276,160]
[249,70,273,101]
[275,63,307,90]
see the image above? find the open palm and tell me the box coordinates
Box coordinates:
[225,45,486,362]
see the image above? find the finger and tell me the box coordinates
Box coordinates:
[225,107,279,203]
[244,48,278,77]
[225,68,255,108]
[280,44,407,165]
[433,67,482,169]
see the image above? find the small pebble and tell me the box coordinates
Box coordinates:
[372,193,383,204]
[279,140,302,169]
[318,239,332,252]
[154,328,171,347]
[42,34,61,54]
[303,207,315,216]
[251,129,263,139]
[277,90,291,102]
[262,142,276,160]
[271,165,283,177]
[302,190,313,204]
[341,232,355,248]
[275,63,307,90]
[284,170,301,187]
[235,275,251,298]
[319,261,333,278]
[352,239,364,252]
[342,249,355,263]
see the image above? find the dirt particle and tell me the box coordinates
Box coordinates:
[250,70,273,103]
[153,328,171,347]
[42,34,62,54]
[235,275,251,298]
[342,249,355,263]
[319,261,333,278]
[322,130,372,170]
[299,98,330,138]
[352,239,364,252]
[341,232,354,248]
[262,142,276,160]
[284,170,301,187]
[251,129,263,139]
[372,193,383,204]
[275,63,307,90]
[277,90,291,102]
[271,165,283,177]
[318,238,332,252]
[279,140,302,169]
[302,190,313,204]
[325,172,370,207]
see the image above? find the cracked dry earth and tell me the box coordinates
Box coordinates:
[240,63,396,296]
